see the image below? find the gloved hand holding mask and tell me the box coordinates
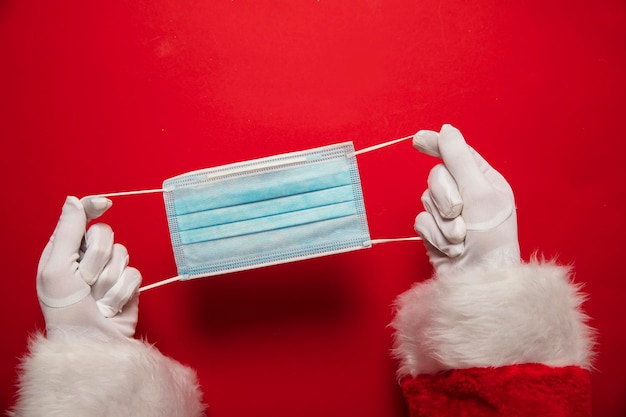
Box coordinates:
[36,196,142,341]
[413,124,520,273]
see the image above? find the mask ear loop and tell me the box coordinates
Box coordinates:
[138,276,185,292]
[348,134,423,246]
[86,134,416,199]
[136,239,424,293]
[347,134,414,158]
[86,188,169,198]
[369,237,422,244]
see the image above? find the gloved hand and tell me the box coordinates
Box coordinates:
[413,124,520,273]
[36,196,142,341]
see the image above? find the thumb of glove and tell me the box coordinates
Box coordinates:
[37,197,91,308]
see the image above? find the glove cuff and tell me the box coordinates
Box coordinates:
[11,333,206,417]
[391,259,595,377]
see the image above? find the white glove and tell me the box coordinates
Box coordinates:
[36,196,142,341]
[413,124,520,274]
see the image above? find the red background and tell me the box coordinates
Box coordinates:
[1,1,625,416]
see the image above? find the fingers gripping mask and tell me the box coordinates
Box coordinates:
[88,136,420,292]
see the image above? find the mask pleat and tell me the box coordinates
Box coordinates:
[170,159,351,215]
[175,184,354,232]
[179,200,358,244]
[181,216,365,275]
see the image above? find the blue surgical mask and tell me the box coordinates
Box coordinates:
[86,135,420,292]
[163,142,370,279]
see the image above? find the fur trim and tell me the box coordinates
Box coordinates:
[391,260,595,378]
[10,333,206,417]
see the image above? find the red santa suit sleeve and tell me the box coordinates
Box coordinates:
[9,334,206,417]
[391,260,595,417]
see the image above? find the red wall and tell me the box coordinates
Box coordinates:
[1,1,624,416]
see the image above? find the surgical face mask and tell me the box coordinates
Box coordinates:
[88,135,420,292]
[163,141,371,280]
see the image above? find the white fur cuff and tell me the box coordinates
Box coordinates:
[391,260,595,377]
[10,334,206,417]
